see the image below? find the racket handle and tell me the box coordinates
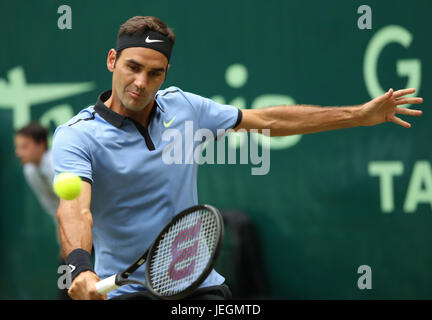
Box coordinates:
[96,275,119,294]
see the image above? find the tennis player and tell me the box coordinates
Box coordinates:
[52,16,423,300]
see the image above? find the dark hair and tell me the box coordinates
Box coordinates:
[15,122,48,149]
[115,16,175,62]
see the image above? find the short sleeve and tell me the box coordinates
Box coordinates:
[52,125,93,184]
[183,92,242,137]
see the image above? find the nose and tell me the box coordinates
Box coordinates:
[134,73,148,90]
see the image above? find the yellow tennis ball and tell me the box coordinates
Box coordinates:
[53,173,82,200]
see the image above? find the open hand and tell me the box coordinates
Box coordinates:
[360,88,423,128]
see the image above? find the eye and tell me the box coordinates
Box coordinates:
[149,71,162,77]
[128,64,139,72]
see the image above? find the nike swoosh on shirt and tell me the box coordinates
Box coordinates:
[145,36,164,43]
[68,264,76,273]
[163,116,176,128]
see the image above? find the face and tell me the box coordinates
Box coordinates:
[107,47,169,112]
[14,134,46,165]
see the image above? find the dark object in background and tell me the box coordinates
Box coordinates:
[216,210,268,299]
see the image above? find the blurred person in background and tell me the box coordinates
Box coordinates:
[14,122,69,300]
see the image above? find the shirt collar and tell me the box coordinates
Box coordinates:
[94,90,159,128]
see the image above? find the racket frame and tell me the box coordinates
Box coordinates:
[96,204,224,298]
[145,204,224,300]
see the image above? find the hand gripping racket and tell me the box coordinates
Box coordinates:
[95,204,224,299]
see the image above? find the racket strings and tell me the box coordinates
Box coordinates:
[150,210,216,279]
[150,222,216,278]
[148,209,219,296]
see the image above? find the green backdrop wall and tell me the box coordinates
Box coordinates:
[1,0,431,299]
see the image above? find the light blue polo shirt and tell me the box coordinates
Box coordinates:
[52,86,242,299]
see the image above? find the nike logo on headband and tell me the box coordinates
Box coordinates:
[145,36,164,43]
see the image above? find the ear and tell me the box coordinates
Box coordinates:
[163,64,170,81]
[107,49,117,72]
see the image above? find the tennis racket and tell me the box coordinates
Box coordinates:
[95,204,224,300]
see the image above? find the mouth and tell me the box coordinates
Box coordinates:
[128,91,141,99]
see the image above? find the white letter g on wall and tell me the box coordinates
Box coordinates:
[364,25,421,108]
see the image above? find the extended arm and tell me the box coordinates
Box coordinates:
[235,88,423,136]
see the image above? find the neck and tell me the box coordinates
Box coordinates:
[105,92,154,127]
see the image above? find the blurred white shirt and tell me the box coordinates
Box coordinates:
[23,150,60,243]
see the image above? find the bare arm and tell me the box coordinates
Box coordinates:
[57,181,93,258]
[238,104,362,136]
[56,181,106,300]
[235,88,423,136]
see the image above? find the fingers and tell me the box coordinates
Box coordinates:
[374,88,393,103]
[68,283,107,300]
[393,88,416,98]
[379,88,420,101]
[89,279,107,300]
[68,271,108,300]
[395,106,423,116]
[391,115,411,128]
[387,88,394,97]
[395,97,423,106]
[88,289,107,300]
